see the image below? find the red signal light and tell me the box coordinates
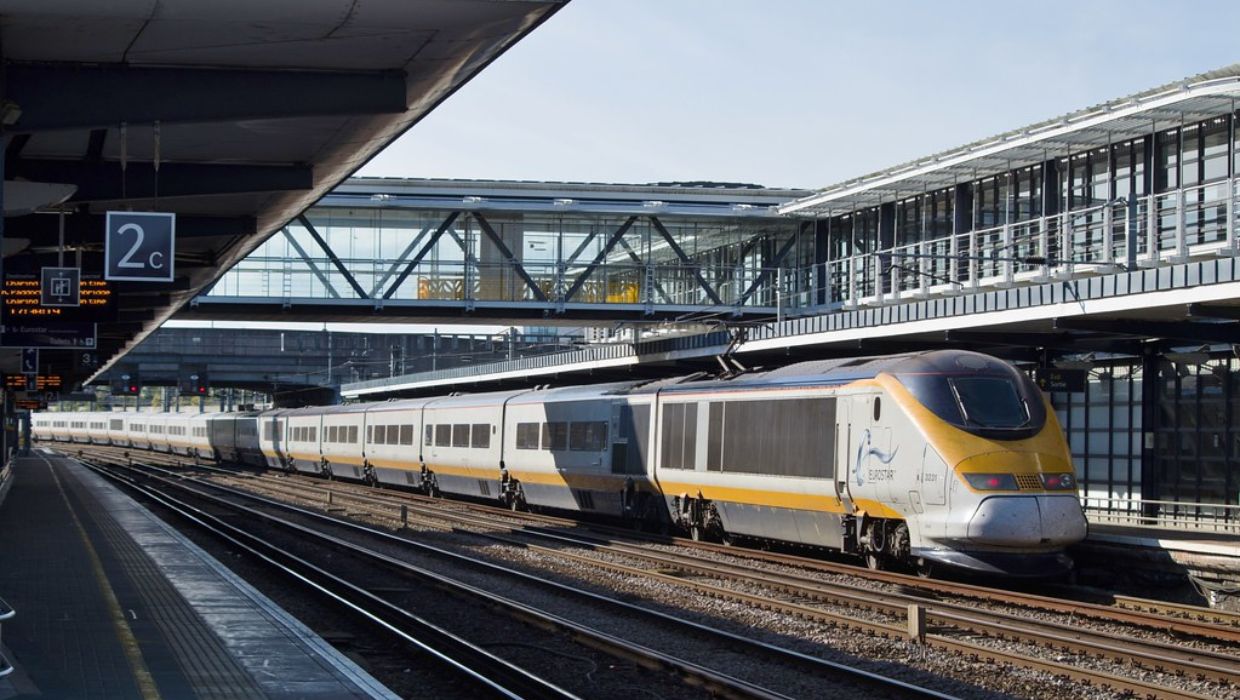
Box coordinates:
[197,386,206,394]
[986,477,1001,488]
[129,385,138,393]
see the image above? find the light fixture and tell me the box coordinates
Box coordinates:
[462,196,484,204]
[0,100,22,127]
[552,198,574,207]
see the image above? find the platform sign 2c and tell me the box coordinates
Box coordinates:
[105,211,175,282]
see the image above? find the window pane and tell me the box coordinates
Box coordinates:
[375,425,386,444]
[424,425,432,446]
[436,424,451,446]
[952,378,1028,428]
[452,424,470,448]
[471,423,490,448]
[399,424,413,445]
[348,426,358,444]
[542,422,567,450]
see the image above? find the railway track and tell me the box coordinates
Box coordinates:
[65,445,1240,698]
[200,468,1240,694]
[85,456,951,700]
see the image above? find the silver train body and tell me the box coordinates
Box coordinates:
[35,351,1088,576]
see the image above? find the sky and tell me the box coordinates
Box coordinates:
[358,0,1240,191]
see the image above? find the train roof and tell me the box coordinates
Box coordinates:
[661,350,1017,393]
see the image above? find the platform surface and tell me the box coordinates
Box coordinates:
[1086,522,1240,557]
[0,451,398,700]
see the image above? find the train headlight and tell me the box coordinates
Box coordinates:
[1040,472,1077,490]
[962,473,1019,490]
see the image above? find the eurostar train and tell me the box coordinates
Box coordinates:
[34,350,1088,576]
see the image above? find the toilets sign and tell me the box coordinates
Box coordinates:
[105,211,175,282]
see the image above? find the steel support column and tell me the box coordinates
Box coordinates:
[564,216,638,301]
[281,228,341,299]
[383,212,461,300]
[473,213,548,302]
[296,215,368,298]
[648,216,723,305]
[738,232,799,305]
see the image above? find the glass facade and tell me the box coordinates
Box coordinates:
[209,207,809,310]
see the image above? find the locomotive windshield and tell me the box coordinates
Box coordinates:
[890,351,1046,440]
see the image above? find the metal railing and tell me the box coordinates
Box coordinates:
[825,180,1239,308]
[0,594,13,678]
[1082,495,1240,534]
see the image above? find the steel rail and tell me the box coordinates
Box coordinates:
[81,460,579,700]
[98,460,936,700]
[205,471,1240,687]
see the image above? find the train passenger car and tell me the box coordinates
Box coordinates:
[125,413,152,450]
[67,415,90,444]
[162,413,195,456]
[146,413,172,453]
[257,409,291,469]
[279,407,324,474]
[419,392,528,500]
[87,414,111,445]
[187,413,212,457]
[31,415,51,443]
[501,383,645,515]
[318,404,368,480]
[207,412,264,467]
[360,398,436,488]
[648,352,1085,576]
[105,414,128,447]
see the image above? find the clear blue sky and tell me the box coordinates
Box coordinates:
[358,0,1240,190]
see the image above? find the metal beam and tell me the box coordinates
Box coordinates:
[85,129,106,162]
[615,236,672,304]
[383,212,460,300]
[1054,317,1240,343]
[564,216,637,301]
[7,63,408,132]
[473,213,548,303]
[9,159,312,202]
[296,215,368,299]
[12,213,256,243]
[648,216,723,305]
[945,330,1143,355]
[738,233,799,305]
[369,225,433,297]
[1187,303,1240,321]
[282,227,341,300]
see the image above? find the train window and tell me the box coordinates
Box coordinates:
[399,425,414,445]
[471,424,490,449]
[570,422,608,451]
[660,403,697,469]
[435,424,451,446]
[375,425,387,444]
[541,422,568,451]
[348,426,358,444]
[873,397,882,422]
[950,377,1027,428]
[515,422,539,449]
[311,427,317,442]
[424,425,432,447]
[328,426,338,443]
[452,424,470,448]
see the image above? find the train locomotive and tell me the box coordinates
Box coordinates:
[34,349,1087,577]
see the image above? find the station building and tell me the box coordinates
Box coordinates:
[323,65,1240,528]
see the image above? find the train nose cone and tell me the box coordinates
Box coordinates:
[967,495,1087,547]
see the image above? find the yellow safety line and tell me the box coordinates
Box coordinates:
[43,456,162,700]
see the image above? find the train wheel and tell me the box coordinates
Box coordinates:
[915,558,935,578]
[865,551,885,571]
[689,524,705,541]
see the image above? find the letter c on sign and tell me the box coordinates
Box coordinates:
[149,251,164,269]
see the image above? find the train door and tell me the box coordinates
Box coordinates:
[921,445,947,506]
[834,399,853,513]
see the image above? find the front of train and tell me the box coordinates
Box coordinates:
[883,351,1088,577]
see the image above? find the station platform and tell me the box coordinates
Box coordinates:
[1074,520,1240,607]
[0,450,398,700]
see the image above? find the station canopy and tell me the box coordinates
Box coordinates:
[779,64,1240,217]
[0,0,565,387]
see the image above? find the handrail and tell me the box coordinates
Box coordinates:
[1082,495,1240,534]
